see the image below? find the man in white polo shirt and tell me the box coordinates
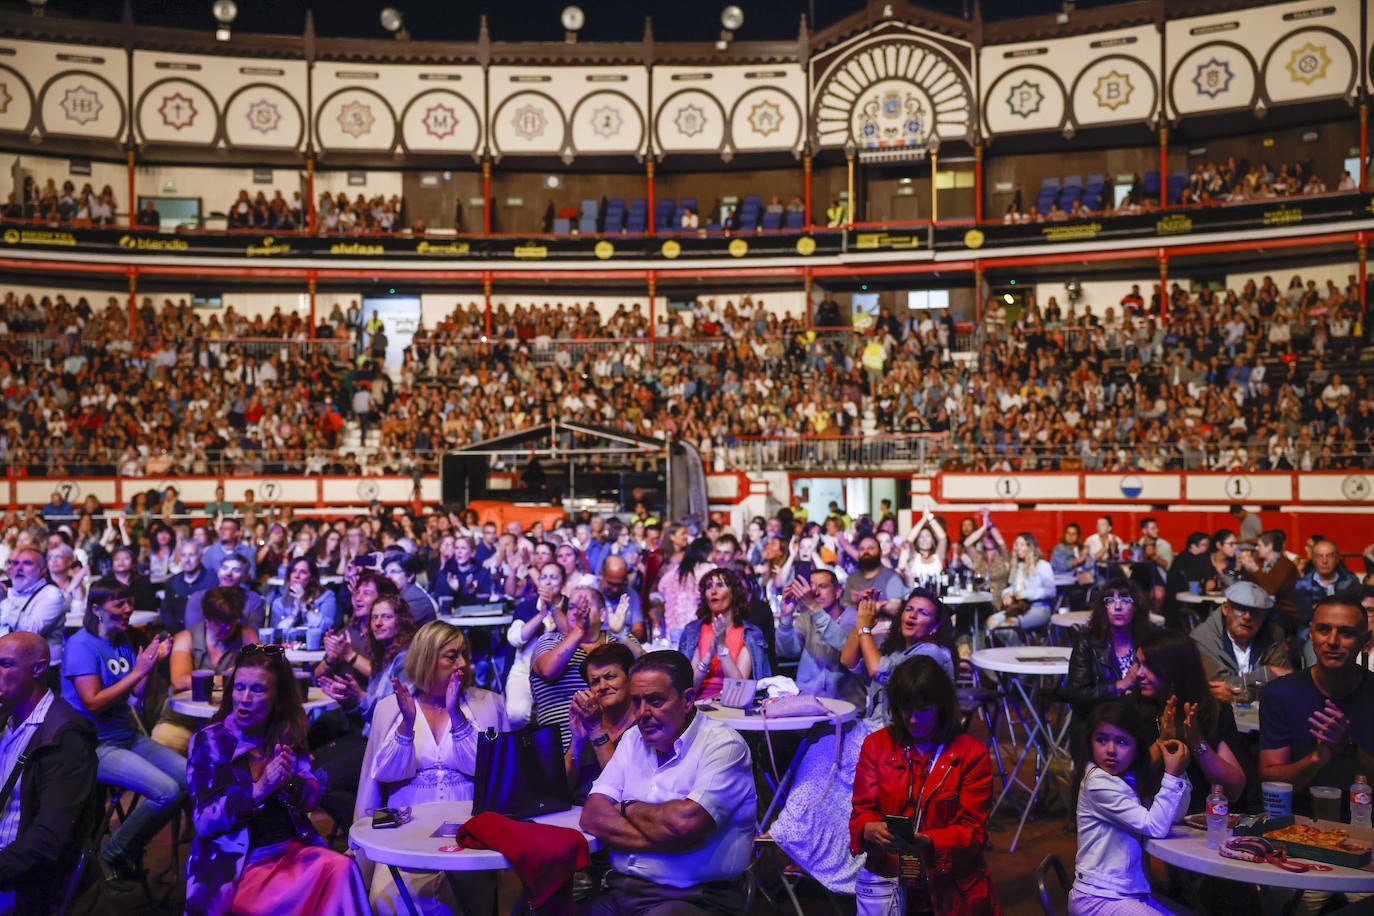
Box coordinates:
[580,650,756,915]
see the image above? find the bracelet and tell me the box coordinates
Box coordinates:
[697,660,710,673]
[859,626,873,635]
[590,732,611,748]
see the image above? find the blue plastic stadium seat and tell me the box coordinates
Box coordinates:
[1142,171,1161,196]
[1085,173,1106,191]
[1039,177,1061,190]
[553,217,571,234]
[581,199,598,218]
[783,209,804,230]
[578,216,597,234]
[761,210,782,230]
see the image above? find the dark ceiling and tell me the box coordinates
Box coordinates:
[10,0,1121,43]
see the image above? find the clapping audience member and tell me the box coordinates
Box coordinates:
[1070,700,1190,915]
[184,645,369,916]
[312,594,415,828]
[0,631,99,915]
[776,570,863,705]
[679,568,769,700]
[533,586,641,750]
[63,582,186,882]
[357,621,508,915]
[1259,594,1374,819]
[505,561,566,727]
[849,656,999,916]
[563,641,637,799]
[1136,636,1247,807]
[152,586,258,755]
[842,588,953,724]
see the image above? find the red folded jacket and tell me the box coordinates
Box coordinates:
[457,811,592,915]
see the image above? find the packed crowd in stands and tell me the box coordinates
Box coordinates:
[1003,159,1354,222]
[314,191,405,234]
[3,493,1374,913]
[226,189,306,230]
[1,178,120,226]
[0,270,1372,479]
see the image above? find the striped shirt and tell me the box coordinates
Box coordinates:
[530,631,638,752]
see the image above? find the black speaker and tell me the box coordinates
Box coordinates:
[441,454,488,506]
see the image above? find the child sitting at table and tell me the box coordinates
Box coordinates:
[1070,700,1191,915]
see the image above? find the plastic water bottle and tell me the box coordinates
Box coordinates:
[1352,775,1373,827]
[1206,784,1229,849]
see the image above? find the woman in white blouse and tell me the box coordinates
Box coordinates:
[357,620,508,915]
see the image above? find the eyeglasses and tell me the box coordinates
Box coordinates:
[241,644,285,658]
[1104,596,1135,609]
[1229,604,1264,618]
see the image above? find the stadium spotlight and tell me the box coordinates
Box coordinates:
[212,0,237,41]
[380,7,410,40]
[717,5,743,50]
[27,0,47,16]
[561,6,585,43]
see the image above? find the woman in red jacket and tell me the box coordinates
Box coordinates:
[849,654,1000,916]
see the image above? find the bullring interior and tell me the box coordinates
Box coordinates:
[1,0,1373,912]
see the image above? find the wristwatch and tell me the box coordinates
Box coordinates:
[619,798,637,819]
[591,732,611,748]
[859,626,873,635]
[1193,740,1210,757]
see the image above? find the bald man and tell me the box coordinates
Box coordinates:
[599,555,644,641]
[0,632,98,914]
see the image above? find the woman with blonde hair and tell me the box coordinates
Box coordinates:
[986,532,1056,643]
[357,621,508,914]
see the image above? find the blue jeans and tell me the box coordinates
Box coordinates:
[97,734,187,861]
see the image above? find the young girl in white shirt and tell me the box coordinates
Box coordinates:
[1070,700,1192,915]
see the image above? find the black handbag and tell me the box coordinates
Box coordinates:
[471,724,572,820]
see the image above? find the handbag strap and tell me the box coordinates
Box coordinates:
[0,730,40,815]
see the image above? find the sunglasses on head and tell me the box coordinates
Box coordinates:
[241,643,286,658]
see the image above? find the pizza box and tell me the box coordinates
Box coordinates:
[1237,815,1374,869]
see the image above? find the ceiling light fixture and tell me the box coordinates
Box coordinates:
[380,8,410,40]
[212,0,237,41]
[561,6,585,43]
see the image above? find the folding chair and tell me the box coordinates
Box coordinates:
[1035,853,1070,916]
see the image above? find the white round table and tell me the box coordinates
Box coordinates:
[1053,573,1078,587]
[1146,824,1374,893]
[943,591,995,606]
[1175,592,1226,606]
[970,646,1071,676]
[438,614,514,629]
[701,697,857,829]
[167,686,337,718]
[971,646,1072,852]
[699,696,857,732]
[1050,611,1165,630]
[285,648,326,664]
[350,800,596,916]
